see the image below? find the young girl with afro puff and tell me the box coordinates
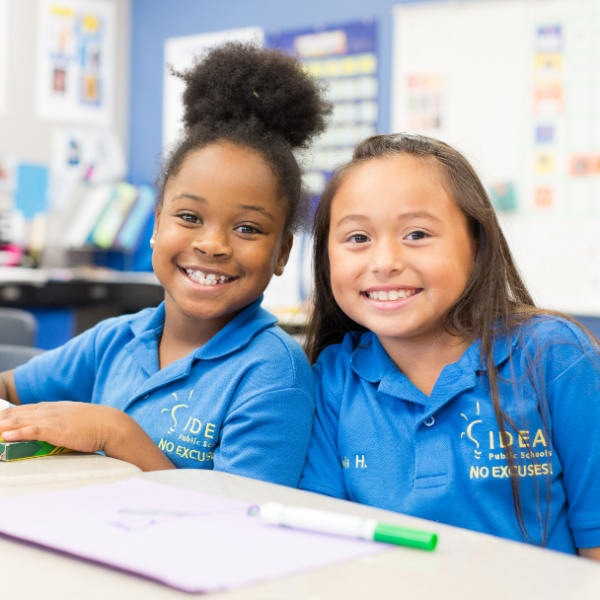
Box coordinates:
[0,43,331,486]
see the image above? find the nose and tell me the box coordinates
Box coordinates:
[192,226,232,259]
[370,236,405,277]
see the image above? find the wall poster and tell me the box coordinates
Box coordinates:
[266,21,379,314]
[268,21,379,199]
[36,0,116,124]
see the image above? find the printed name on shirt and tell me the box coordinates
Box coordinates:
[461,401,553,480]
[341,455,367,469]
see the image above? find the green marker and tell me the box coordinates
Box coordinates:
[257,503,437,551]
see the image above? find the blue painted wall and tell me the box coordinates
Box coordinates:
[128,0,437,187]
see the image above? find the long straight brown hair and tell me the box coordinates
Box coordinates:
[305,133,598,545]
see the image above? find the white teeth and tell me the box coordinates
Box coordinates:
[185,269,232,285]
[366,289,418,301]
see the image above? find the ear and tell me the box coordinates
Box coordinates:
[274,233,293,276]
[151,207,162,247]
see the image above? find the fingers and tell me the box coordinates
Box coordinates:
[0,425,42,442]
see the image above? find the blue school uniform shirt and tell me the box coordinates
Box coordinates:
[300,317,600,552]
[14,297,314,487]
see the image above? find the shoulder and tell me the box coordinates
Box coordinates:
[91,307,156,343]
[514,314,599,380]
[240,323,312,390]
[314,331,368,392]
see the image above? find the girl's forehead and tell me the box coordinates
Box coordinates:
[165,144,280,205]
[333,155,452,213]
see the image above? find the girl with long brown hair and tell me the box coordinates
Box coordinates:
[300,133,600,559]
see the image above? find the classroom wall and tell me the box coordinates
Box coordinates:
[128,0,479,187]
[0,0,131,166]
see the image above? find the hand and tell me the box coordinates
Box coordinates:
[0,402,124,453]
[0,402,176,472]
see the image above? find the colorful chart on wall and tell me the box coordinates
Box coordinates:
[268,21,379,199]
[392,0,600,315]
[264,21,379,316]
[163,27,264,150]
[0,0,7,116]
[35,0,116,124]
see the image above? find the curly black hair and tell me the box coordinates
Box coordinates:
[156,42,332,233]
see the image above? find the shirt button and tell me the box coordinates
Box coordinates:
[143,393,150,399]
[424,416,435,427]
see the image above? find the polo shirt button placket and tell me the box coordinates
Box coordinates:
[424,416,435,427]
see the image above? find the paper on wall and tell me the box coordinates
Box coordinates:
[35,0,116,124]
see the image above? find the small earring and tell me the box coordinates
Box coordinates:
[150,238,155,247]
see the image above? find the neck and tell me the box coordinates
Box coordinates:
[377,327,473,397]
[159,296,240,369]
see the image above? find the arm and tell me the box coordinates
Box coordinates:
[214,388,314,487]
[544,323,600,554]
[0,370,21,405]
[298,361,349,499]
[579,547,600,562]
[0,402,174,472]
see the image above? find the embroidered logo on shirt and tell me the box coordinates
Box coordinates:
[460,402,483,460]
[460,401,553,480]
[157,391,217,464]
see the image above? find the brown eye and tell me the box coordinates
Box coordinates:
[235,224,262,235]
[348,234,369,244]
[406,231,427,241]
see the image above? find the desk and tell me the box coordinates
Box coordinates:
[0,452,141,499]
[1,469,599,599]
[0,267,164,345]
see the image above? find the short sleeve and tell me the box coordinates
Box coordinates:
[213,331,315,487]
[14,325,99,405]
[544,322,600,548]
[299,359,350,500]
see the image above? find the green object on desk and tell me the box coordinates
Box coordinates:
[374,522,437,550]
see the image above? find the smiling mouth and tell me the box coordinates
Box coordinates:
[364,289,422,301]
[182,268,237,286]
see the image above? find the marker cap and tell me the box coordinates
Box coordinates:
[373,523,437,551]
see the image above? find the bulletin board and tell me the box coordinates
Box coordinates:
[392,0,600,316]
[35,0,116,124]
[266,21,380,315]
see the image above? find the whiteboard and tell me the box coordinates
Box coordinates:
[392,0,600,315]
[0,0,7,116]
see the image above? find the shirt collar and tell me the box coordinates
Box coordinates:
[129,295,277,360]
[468,331,520,372]
[350,331,396,383]
[350,328,520,384]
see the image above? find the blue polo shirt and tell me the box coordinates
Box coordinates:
[300,317,600,552]
[15,297,314,487]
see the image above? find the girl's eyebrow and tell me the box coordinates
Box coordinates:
[335,210,440,228]
[399,210,441,222]
[172,193,206,203]
[237,204,275,221]
[170,195,274,221]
